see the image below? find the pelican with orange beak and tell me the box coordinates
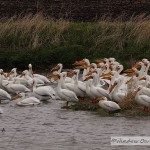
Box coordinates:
[55,73,78,106]
[73,58,90,66]
[0,69,7,79]
[109,77,127,103]
[135,87,150,112]
[7,68,17,80]
[84,74,111,100]
[95,58,106,63]
[50,63,63,73]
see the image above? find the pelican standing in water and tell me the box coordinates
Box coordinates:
[54,73,78,106]
[14,93,40,106]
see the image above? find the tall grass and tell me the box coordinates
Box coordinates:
[0,14,69,49]
[0,14,150,70]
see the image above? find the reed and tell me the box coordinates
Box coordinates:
[0,14,150,69]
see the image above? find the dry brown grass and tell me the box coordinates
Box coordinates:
[0,14,69,49]
[0,14,150,50]
[119,93,138,110]
[95,15,150,50]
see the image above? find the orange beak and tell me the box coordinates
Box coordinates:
[50,64,60,72]
[124,68,134,73]
[95,59,105,63]
[139,76,146,81]
[67,70,76,77]
[84,75,93,81]
[96,97,106,101]
[75,65,89,69]
[102,76,111,80]
[72,60,86,66]
[134,63,141,69]
[11,94,21,100]
[125,78,132,84]
[109,82,117,93]
[86,70,97,76]
[51,74,60,80]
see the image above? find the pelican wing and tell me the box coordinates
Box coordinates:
[9,84,30,92]
[21,97,40,104]
[103,101,120,111]
[61,89,78,100]
[34,87,51,96]
[140,95,150,104]
[0,89,11,99]
[96,87,111,100]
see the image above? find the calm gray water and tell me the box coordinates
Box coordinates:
[0,100,150,150]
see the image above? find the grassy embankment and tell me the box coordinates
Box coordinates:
[0,14,150,70]
[62,93,150,117]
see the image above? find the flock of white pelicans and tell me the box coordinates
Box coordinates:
[0,57,150,114]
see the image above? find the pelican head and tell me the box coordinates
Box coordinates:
[0,69,3,75]
[29,64,32,68]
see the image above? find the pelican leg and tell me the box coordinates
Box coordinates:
[66,101,69,106]
[109,111,113,114]
[91,98,96,104]
[143,107,149,112]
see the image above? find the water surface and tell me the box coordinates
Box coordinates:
[0,100,150,150]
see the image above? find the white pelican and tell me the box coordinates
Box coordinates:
[28,64,34,77]
[0,73,30,94]
[0,89,11,103]
[109,58,116,64]
[85,75,111,100]
[145,61,150,75]
[13,77,32,87]
[85,79,95,99]
[0,108,3,114]
[73,69,86,97]
[98,97,121,113]
[109,77,127,103]
[33,74,50,84]
[8,68,17,79]
[0,69,7,80]
[5,83,30,94]
[56,73,78,106]
[135,87,150,112]
[15,93,40,106]
[0,73,14,91]
[28,64,50,84]
[33,80,55,100]
[60,72,75,91]
[21,70,45,87]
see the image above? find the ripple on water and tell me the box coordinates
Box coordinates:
[0,101,150,150]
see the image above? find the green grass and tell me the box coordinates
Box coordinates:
[62,98,150,117]
[0,14,150,70]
